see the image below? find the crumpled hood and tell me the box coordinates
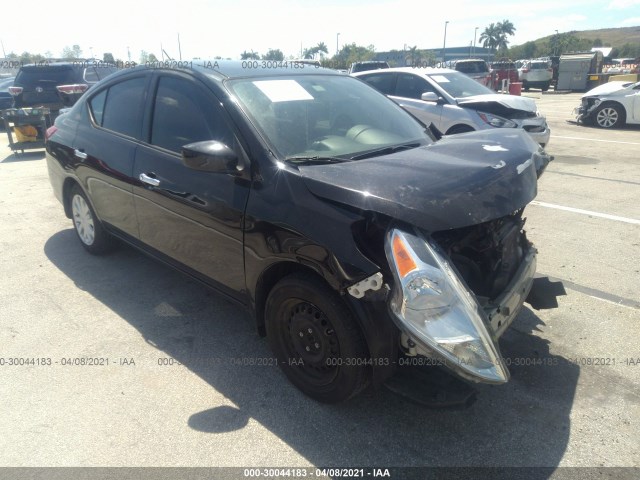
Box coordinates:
[582,81,636,97]
[457,94,538,113]
[299,130,541,232]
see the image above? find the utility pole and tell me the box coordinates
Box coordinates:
[442,21,449,64]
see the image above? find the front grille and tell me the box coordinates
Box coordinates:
[523,125,545,133]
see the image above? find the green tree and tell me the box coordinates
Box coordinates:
[103,53,115,64]
[240,50,260,60]
[262,49,284,61]
[61,45,82,59]
[332,43,376,69]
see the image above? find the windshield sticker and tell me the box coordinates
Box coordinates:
[254,80,314,102]
[431,75,450,83]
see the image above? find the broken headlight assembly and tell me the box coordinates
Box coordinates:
[385,228,509,383]
[477,111,518,128]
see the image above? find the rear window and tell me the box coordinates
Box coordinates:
[530,62,550,70]
[455,61,488,74]
[351,62,389,73]
[492,62,516,70]
[15,66,77,85]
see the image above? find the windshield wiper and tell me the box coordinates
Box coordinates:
[285,155,349,165]
[349,142,422,161]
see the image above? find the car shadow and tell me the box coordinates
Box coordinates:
[44,230,578,471]
[0,150,45,163]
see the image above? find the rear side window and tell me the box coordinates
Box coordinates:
[84,67,99,82]
[89,76,146,138]
[359,72,395,95]
[530,62,549,70]
[97,66,118,80]
[456,61,488,74]
[150,76,233,153]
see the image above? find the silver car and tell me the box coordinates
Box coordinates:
[354,67,551,146]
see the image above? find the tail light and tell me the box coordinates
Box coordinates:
[521,69,529,73]
[8,86,23,96]
[45,125,58,141]
[56,84,89,95]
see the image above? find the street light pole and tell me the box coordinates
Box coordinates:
[442,21,449,64]
[336,33,340,56]
[473,27,478,57]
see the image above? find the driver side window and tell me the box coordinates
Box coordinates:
[150,76,233,153]
[395,74,435,100]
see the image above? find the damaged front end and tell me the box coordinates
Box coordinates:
[384,211,536,384]
[575,96,599,124]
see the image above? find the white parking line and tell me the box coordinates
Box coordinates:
[553,135,640,146]
[530,201,640,225]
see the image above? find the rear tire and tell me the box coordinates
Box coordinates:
[69,185,115,254]
[265,273,370,403]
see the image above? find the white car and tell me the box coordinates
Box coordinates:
[353,67,551,146]
[575,81,640,128]
[518,60,553,92]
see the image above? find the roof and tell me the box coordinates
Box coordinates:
[352,67,457,76]
[189,60,340,80]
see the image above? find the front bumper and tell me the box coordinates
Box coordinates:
[518,118,551,147]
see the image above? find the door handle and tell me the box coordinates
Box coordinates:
[139,173,160,187]
[74,149,87,160]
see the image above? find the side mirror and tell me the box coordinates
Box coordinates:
[182,141,241,173]
[420,92,440,103]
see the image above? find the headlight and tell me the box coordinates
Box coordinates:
[385,228,509,383]
[477,111,518,128]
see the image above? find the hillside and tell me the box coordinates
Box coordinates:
[532,26,640,48]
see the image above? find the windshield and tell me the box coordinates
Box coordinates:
[426,72,494,99]
[227,74,431,159]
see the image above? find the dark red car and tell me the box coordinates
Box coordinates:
[490,60,518,90]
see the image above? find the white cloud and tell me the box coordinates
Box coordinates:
[621,16,640,24]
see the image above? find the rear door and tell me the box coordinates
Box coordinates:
[132,71,251,298]
[73,73,150,238]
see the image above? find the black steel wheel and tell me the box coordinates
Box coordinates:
[265,273,370,403]
[69,184,115,254]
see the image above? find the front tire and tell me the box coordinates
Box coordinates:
[265,273,370,403]
[70,185,115,254]
[594,103,625,128]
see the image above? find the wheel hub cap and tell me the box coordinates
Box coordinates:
[597,108,618,127]
[72,194,95,245]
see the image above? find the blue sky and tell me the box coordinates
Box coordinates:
[2,0,639,61]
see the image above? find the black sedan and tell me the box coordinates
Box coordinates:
[46,61,551,403]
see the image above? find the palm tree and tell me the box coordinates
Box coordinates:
[405,46,425,66]
[480,20,516,59]
[315,42,328,58]
[496,20,516,52]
